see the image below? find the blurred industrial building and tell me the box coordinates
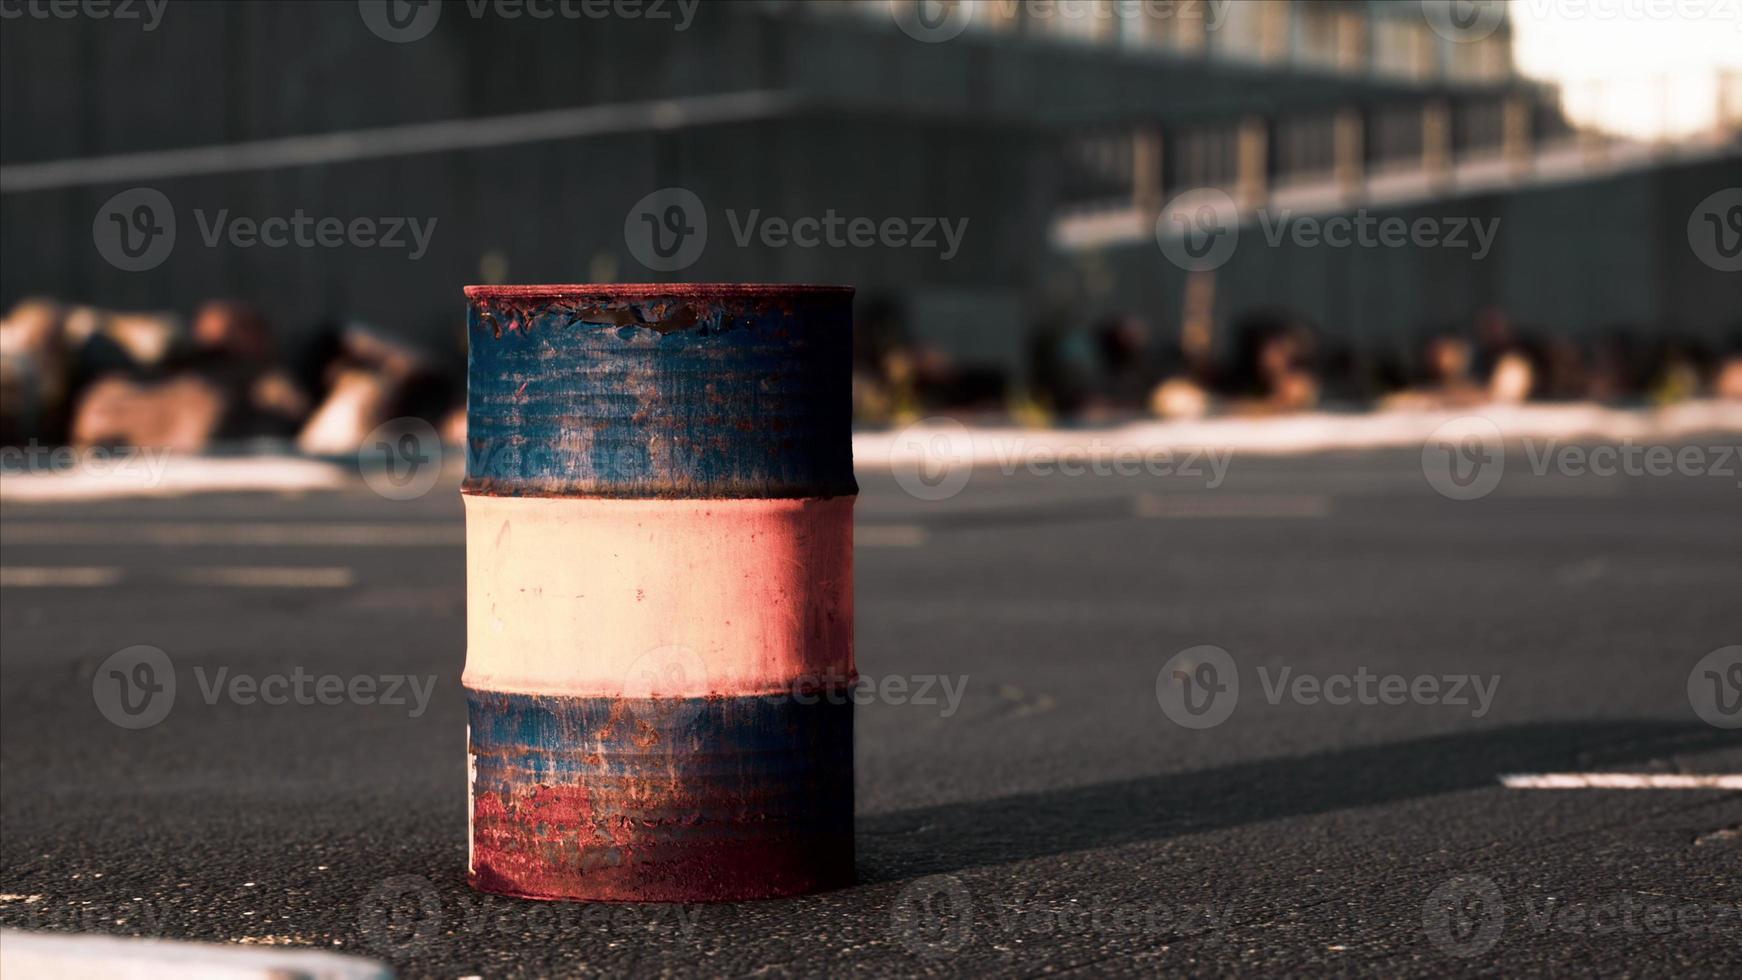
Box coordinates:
[1,0,1739,448]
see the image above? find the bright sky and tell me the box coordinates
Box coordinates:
[1507,0,1742,137]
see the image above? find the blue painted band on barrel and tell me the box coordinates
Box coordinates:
[464,284,856,499]
[468,688,854,901]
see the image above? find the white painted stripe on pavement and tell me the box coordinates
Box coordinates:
[0,928,389,979]
[174,566,356,588]
[0,567,124,588]
[857,401,1742,466]
[0,566,356,588]
[0,456,348,502]
[1500,773,1742,790]
[0,523,461,547]
[857,524,928,547]
[1133,493,1331,519]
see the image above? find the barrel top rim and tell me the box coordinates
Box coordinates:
[464,283,855,301]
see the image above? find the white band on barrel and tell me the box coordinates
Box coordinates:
[463,494,853,698]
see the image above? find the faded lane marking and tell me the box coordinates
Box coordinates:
[1500,773,1742,790]
[0,523,461,547]
[857,524,928,547]
[0,567,124,588]
[0,566,355,588]
[174,566,356,588]
[1133,493,1331,519]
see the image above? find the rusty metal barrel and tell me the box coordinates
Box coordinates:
[462,284,856,902]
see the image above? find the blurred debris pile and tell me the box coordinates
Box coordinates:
[1,298,458,454]
[3,295,1739,454]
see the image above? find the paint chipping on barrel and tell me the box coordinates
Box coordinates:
[465,285,855,499]
[464,283,856,902]
[467,691,853,902]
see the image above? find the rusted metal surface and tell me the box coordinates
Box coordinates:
[463,283,856,902]
[467,691,854,902]
[462,284,856,500]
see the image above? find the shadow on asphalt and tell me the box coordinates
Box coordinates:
[854,721,1741,883]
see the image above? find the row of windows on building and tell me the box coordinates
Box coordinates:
[1057,95,1578,207]
[815,0,1513,83]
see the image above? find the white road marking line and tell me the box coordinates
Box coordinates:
[0,523,461,546]
[857,524,928,547]
[0,567,124,588]
[1500,773,1742,790]
[0,566,356,588]
[0,929,387,979]
[174,567,356,589]
[0,90,796,192]
[1133,493,1331,519]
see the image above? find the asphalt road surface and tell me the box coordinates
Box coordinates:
[2,444,1739,977]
